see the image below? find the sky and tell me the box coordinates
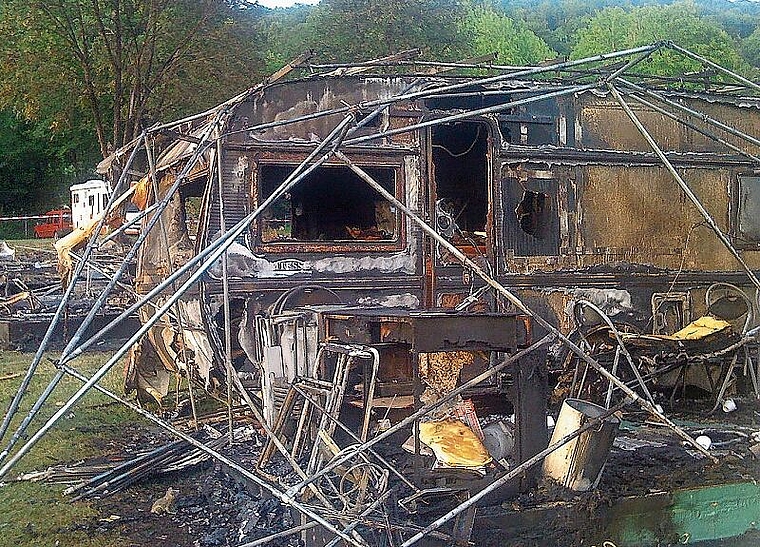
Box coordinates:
[257,0,319,8]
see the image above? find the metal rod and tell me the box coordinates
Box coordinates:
[61,115,353,366]
[575,299,655,404]
[55,112,224,371]
[214,130,235,446]
[335,152,715,461]
[0,133,145,445]
[54,364,367,547]
[282,336,553,500]
[399,398,632,547]
[609,84,760,291]
[291,383,419,493]
[238,521,318,547]
[0,369,65,463]
[622,90,760,164]
[0,114,355,479]
[345,83,597,146]
[618,77,760,150]
[99,200,160,245]
[667,42,760,95]
[145,49,305,137]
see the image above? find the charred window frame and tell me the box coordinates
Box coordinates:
[255,163,403,250]
[732,175,760,249]
[496,97,559,147]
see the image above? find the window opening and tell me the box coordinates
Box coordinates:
[502,175,560,256]
[180,179,205,241]
[515,190,552,239]
[259,165,397,243]
[431,121,489,249]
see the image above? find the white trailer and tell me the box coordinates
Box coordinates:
[70,179,110,230]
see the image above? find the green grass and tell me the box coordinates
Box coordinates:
[0,350,143,547]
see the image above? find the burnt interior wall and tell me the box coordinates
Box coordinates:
[227,77,422,148]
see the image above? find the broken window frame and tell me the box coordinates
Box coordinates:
[251,158,406,253]
[730,173,760,250]
[500,164,562,258]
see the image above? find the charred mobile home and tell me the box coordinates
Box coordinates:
[115,44,760,542]
[4,43,760,546]
[126,48,760,404]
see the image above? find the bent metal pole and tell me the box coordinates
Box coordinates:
[60,113,355,365]
[609,84,760,292]
[221,44,661,139]
[0,134,145,446]
[0,114,224,464]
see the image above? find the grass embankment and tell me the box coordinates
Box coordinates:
[0,350,140,547]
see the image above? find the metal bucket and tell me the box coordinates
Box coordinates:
[542,398,620,491]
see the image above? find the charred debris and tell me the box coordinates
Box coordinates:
[3,42,760,545]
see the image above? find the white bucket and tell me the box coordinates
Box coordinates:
[542,398,620,492]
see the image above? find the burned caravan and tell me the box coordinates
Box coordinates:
[46,47,758,545]
[125,65,760,405]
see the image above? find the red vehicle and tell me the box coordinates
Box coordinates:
[33,208,73,239]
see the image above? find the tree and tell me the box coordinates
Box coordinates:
[570,2,747,77]
[462,6,555,65]
[0,0,266,159]
[284,0,471,63]
[257,5,314,74]
[740,27,760,72]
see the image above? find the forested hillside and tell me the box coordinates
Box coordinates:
[0,0,758,214]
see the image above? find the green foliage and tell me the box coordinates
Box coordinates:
[570,2,747,77]
[258,5,314,74]
[0,0,267,156]
[741,27,760,70]
[0,111,96,215]
[462,6,556,65]
[278,0,471,63]
[0,0,757,216]
[0,0,267,214]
